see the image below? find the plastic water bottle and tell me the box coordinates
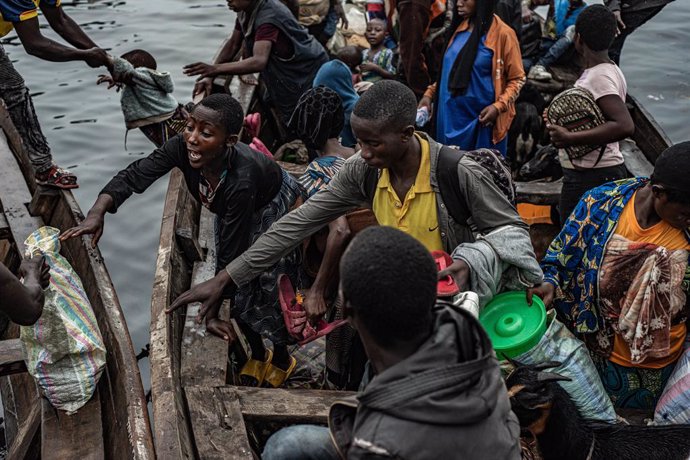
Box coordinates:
[416,106,430,127]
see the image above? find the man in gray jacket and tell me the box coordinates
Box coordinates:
[168,81,543,339]
[262,226,522,459]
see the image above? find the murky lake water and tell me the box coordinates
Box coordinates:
[2,0,689,393]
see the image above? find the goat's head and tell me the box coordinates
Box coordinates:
[519,144,559,180]
[505,359,571,435]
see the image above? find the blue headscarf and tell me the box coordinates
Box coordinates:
[313,59,359,148]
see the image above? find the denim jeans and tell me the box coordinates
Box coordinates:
[0,44,53,173]
[523,25,575,71]
[262,425,339,460]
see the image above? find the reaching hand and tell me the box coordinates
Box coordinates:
[84,47,109,68]
[59,213,105,248]
[546,123,573,148]
[19,255,50,290]
[359,62,379,73]
[478,105,500,127]
[167,271,232,319]
[96,74,123,91]
[193,77,214,99]
[205,317,237,342]
[613,10,626,35]
[438,259,471,292]
[526,282,555,309]
[183,62,218,78]
[302,290,328,324]
[334,2,349,29]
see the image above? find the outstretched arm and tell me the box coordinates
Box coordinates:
[39,2,98,50]
[13,16,107,67]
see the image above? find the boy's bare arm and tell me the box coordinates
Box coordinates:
[0,258,49,326]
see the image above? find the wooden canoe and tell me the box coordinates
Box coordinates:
[0,99,155,459]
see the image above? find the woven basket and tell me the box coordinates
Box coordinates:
[545,87,606,160]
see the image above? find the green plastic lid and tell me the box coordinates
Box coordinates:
[479,291,547,359]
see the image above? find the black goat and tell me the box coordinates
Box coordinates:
[506,361,690,460]
[519,144,562,181]
[509,102,542,168]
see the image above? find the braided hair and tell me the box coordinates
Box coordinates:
[288,86,345,150]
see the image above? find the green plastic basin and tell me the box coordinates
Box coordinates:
[479,291,547,359]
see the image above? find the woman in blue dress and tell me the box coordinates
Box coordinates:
[419,0,525,156]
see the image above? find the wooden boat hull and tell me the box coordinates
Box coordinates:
[0,100,155,459]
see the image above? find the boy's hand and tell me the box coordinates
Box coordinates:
[438,259,470,292]
[478,105,499,127]
[97,74,123,91]
[359,62,379,73]
[193,77,214,99]
[546,123,573,148]
[613,10,626,35]
[334,2,349,29]
[526,282,555,309]
[184,62,218,78]
[59,213,105,248]
[205,318,236,342]
[303,290,327,324]
[19,255,50,290]
[418,96,433,112]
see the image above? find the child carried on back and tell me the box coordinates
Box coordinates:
[98,49,186,147]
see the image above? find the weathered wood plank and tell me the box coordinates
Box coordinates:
[181,206,231,387]
[0,129,43,247]
[516,180,562,206]
[28,186,60,223]
[621,138,654,177]
[0,338,27,376]
[231,386,351,424]
[185,386,253,460]
[41,392,104,460]
[6,399,41,460]
[175,227,204,264]
[150,170,197,459]
[0,99,35,191]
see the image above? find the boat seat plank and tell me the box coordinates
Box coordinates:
[0,130,43,247]
[181,207,230,387]
[232,386,352,424]
[516,179,562,206]
[185,386,253,460]
[41,391,104,460]
[621,138,653,177]
[0,338,27,376]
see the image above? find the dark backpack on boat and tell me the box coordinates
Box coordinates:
[436,145,517,225]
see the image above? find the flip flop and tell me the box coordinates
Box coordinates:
[249,137,273,159]
[239,348,273,387]
[432,250,460,298]
[35,165,78,190]
[262,355,297,388]
[244,112,261,138]
[278,274,346,345]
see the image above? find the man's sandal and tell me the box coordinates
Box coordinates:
[35,165,78,190]
[239,349,273,387]
[262,355,297,388]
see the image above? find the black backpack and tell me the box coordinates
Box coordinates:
[436,145,517,224]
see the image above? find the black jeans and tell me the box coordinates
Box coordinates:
[609,5,667,64]
[559,164,628,225]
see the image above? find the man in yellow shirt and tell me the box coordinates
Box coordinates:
[163,81,543,339]
[0,0,109,188]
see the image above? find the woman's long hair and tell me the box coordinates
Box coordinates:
[446,0,497,96]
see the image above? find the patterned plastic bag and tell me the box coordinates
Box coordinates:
[654,337,690,425]
[22,226,106,414]
[515,310,617,423]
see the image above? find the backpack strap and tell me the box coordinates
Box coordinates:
[437,145,471,225]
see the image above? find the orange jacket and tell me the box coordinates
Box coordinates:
[424,15,526,145]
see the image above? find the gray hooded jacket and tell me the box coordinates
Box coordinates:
[328,303,522,460]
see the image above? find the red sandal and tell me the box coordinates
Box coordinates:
[432,250,460,298]
[278,274,346,345]
[35,165,78,189]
